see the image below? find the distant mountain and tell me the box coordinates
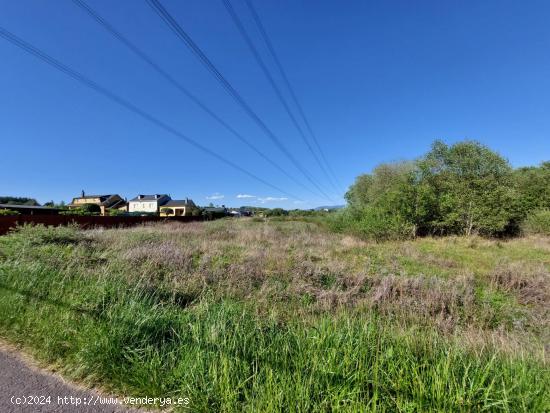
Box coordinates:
[314,205,345,211]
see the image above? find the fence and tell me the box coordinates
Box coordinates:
[0,215,206,236]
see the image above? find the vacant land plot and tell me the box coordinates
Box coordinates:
[0,219,548,411]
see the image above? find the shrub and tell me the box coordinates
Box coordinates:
[265,208,288,217]
[107,208,126,216]
[513,162,550,215]
[60,203,101,216]
[79,203,101,214]
[329,206,415,241]
[0,209,20,216]
[522,209,550,235]
[127,211,157,217]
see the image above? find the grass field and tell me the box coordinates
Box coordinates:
[0,219,548,411]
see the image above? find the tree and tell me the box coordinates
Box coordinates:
[61,203,101,216]
[265,208,288,217]
[44,200,67,208]
[342,140,524,239]
[79,203,101,214]
[416,140,519,236]
[0,196,39,206]
[513,161,550,215]
[344,161,422,238]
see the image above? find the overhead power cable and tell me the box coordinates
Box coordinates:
[245,0,343,192]
[71,0,318,199]
[146,0,334,203]
[0,26,301,200]
[223,0,338,193]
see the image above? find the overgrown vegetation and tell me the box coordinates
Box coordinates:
[523,209,550,235]
[59,203,101,216]
[0,221,548,411]
[0,209,20,216]
[337,140,549,240]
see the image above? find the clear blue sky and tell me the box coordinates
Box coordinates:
[1,0,549,208]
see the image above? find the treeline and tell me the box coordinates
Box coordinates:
[332,140,550,239]
[0,196,39,206]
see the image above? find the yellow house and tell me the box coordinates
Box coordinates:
[159,199,197,217]
[68,191,127,216]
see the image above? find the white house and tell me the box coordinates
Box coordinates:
[128,194,171,214]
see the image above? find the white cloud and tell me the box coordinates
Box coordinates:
[236,194,256,199]
[206,193,224,200]
[258,196,288,203]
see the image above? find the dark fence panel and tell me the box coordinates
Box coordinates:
[0,215,206,235]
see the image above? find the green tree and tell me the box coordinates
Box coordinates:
[0,196,39,206]
[343,140,525,239]
[265,208,288,217]
[61,203,101,216]
[417,140,519,236]
[512,161,550,215]
[344,161,423,238]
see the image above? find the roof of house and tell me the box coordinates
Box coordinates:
[161,199,195,208]
[129,194,170,202]
[80,194,109,198]
[70,194,123,207]
[109,199,127,209]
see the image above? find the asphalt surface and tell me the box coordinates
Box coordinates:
[0,347,136,412]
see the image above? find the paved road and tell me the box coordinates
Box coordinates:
[0,346,136,412]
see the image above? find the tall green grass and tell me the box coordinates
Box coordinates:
[0,224,548,411]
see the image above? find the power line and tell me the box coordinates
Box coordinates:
[70,0,319,200]
[223,0,338,193]
[245,0,343,192]
[146,0,334,203]
[0,26,301,201]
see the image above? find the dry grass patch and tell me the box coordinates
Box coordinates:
[490,262,550,306]
[86,220,550,338]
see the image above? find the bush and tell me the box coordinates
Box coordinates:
[522,209,550,235]
[329,207,414,241]
[127,211,157,217]
[265,208,288,217]
[513,162,550,215]
[0,209,20,216]
[108,209,127,216]
[61,203,101,216]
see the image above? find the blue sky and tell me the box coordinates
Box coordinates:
[1,0,549,208]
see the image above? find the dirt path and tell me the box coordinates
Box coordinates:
[0,345,137,412]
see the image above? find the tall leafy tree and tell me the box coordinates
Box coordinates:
[416,141,519,235]
[513,161,550,214]
[343,140,525,238]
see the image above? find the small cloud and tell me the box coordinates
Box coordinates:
[236,194,256,199]
[258,196,288,203]
[206,193,224,200]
